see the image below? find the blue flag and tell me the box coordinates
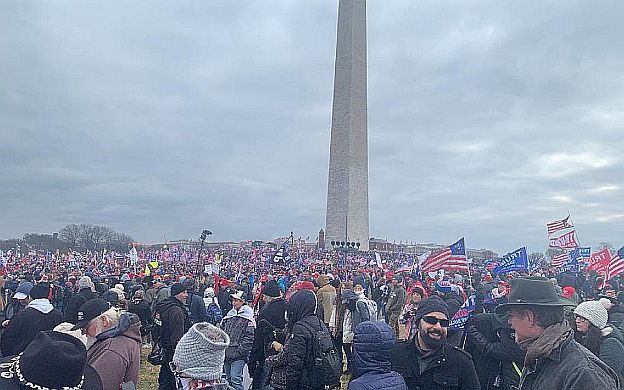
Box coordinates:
[569,247,591,263]
[493,247,528,274]
[449,294,477,330]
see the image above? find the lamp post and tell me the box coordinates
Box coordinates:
[330,240,361,267]
[196,229,212,276]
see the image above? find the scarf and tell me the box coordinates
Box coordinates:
[518,321,571,368]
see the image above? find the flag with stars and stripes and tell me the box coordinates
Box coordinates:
[608,246,624,280]
[421,238,468,273]
[547,215,573,236]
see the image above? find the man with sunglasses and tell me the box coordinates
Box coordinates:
[391,296,480,390]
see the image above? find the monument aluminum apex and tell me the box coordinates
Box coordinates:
[325,0,369,251]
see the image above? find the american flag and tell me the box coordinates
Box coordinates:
[547,215,573,235]
[422,238,468,272]
[551,252,569,268]
[608,246,624,279]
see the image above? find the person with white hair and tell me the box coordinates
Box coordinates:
[72,298,142,390]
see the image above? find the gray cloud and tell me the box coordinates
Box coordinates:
[1,0,623,254]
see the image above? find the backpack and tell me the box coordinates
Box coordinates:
[299,319,341,389]
[357,297,378,321]
[206,302,223,325]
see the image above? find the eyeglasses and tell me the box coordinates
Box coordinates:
[575,315,588,322]
[422,315,450,327]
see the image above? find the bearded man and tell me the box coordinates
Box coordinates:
[73,298,142,390]
[391,296,480,390]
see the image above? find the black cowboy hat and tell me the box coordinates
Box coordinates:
[495,277,576,314]
[0,331,103,390]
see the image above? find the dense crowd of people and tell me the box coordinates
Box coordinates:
[1,244,623,389]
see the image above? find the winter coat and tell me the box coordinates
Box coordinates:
[465,313,525,390]
[128,298,152,327]
[315,275,336,325]
[221,305,256,362]
[87,312,141,390]
[517,333,620,390]
[187,292,209,324]
[151,285,171,312]
[392,337,481,390]
[248,297,287,375]
[348,321,408,390]
[64,287,97,324]
[0,299,63,356]
[342,290,371,333]
[386,285,406,313]
[155,296,190,356]
[598,326,624,376]
[608,304,624,331]
[285,290,325,390]
[442,292,464,317]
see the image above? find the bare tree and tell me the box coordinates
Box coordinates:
[59,224,81,248]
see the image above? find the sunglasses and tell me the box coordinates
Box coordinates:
[422,315,450,327]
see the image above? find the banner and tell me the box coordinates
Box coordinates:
[493,247,528,274]
[549,230,580,249]
[587,248,611,274]
[569,247,591,263]
[129,247,138,265]
[449,294,477,330]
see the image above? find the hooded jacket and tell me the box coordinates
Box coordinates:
[342,290,371,332]
[0,299,63,356]
[221,305,256,362]
[348,321,408,390]
[65,287,97,324]
[315,275,336,325]
[87,312,142,390]
[286,289,326,390]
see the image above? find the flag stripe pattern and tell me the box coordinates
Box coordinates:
[552,253,569,268]
[608,246,624,279]
[422,238,468,272]
[547,216,573,235]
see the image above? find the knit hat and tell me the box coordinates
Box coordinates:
[574,301,608,329]
[414,296,450,323]
[170,283,186,297]
[262,280,281,297]
[29,284,50,299]
[114,284,124,292]
[173,323,230,381]
[599,297,614,310]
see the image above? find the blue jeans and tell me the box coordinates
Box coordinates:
[224,359,246,390]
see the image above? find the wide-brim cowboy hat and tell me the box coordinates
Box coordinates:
[0,331,103,390]
[495,277,577,314]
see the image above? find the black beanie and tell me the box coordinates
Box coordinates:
[414,296,450,323]
[30,284,50,299]
[262,280,281,297]
[170,283,186,297]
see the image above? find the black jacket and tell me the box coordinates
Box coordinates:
[1,305,63,356]
[249,298,287,372]
[392,338,481,390]
[155,297,190,357]
[64,288,97,324]
[128,299,152,326]
[465,313,525,390]
[285,290,325,390]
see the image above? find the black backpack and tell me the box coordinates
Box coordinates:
[299,318,341,389]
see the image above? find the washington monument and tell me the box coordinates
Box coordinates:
[325,0,369,251]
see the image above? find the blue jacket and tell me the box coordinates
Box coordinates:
[349,321,408,390]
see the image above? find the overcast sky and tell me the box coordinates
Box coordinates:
[1,1,623,254]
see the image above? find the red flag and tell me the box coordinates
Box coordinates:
[587,248,611,274]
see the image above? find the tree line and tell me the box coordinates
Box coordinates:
[0,224,133,253]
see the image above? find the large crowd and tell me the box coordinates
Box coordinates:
[0,244,623,390]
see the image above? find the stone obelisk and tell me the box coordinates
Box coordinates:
[325,0,369,250]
